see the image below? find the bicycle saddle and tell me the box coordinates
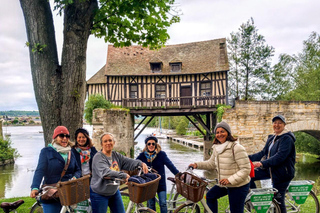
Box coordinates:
[1,200,24,212]
[167,177,176,183]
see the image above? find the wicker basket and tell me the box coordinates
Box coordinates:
[175,172,208,202]
[128,174,161,203]
[57,175,90,206]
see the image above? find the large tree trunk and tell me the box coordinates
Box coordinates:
[19,0,97,145]
[60,1,97,140]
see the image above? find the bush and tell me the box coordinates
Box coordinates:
[0,138,19,161]
[84,94,113,125]
[176,120,188,135]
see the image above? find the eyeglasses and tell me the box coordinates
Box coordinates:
[58,134,70,139]
[147,143,156,146]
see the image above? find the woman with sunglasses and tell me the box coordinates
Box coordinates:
[136,135,179,213]
[30,126,81,213]
[72,128,97,176]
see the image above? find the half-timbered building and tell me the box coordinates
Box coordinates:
[87,38,229,139]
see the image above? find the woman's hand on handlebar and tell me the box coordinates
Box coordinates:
[30,189,38,198]
[188,163,197,169]
[141,163,149,174]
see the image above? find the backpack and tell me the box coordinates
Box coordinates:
[231,143,255,178]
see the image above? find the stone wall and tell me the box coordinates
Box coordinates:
[222,100,320,154]
[91,108,134,157]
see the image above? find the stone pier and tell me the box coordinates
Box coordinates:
[91,108,134,157]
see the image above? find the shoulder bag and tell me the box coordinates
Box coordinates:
[41,151,71,200]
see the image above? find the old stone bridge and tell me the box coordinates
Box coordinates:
[222,100,320,154]
[90,100,320,158]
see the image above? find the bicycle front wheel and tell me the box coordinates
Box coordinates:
[174,203,201,213]
[244,199,281,213]
[285,190,320,213]
[29,202,43,213]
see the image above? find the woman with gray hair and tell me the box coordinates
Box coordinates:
[90,133,148,213]
[189,121,251,213]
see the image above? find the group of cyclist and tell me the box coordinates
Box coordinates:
[30,114,296,213]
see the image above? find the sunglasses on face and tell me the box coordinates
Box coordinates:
[147,143,156,146]
[58,134,70,139]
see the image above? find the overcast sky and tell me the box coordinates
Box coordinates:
[1,0,320,111]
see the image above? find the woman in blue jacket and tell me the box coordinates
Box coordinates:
[249,115,296,213]
[30,126,81,213]
[137,135,179,213]
[72,128,97,176]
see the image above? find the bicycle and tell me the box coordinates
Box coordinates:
[285,180,319,213]
[29,185,88,213]
[120,166,161,213]
[30,175,91,213]
[0,199,25,213]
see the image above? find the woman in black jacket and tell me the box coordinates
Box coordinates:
[249,115,296,213]
[137,135,179,213]
[72,128,97,176]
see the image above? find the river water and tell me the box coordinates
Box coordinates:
[0,125,319,198]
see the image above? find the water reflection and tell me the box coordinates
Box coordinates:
[0,126,319,198]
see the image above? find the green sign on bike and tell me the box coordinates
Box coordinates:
[250,194,273,213]
[74,200,91,213]
[287,182,313,204]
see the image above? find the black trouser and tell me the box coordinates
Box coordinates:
[250,168,290,213]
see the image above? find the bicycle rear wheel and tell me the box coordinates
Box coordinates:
[174,203,201,213]
[285,190,319,213]
[136,207,157,213]
[244,199,281,213]
[29,202,43,213]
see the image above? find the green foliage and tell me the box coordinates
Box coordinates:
[280,32,320,101]
[176,119,188,135]
[12,118,19,124]
[227,17,275,100]
[216,104,231,122]
[314,176,320,196]
[84,94,112,125]
[0,138,19,162]
[0,111,39,117]
[91,0,180,49]
[31,43,47,54]
[294,132,320,155]
[266,54,296,100]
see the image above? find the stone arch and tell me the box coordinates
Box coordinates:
[222,100,320,154]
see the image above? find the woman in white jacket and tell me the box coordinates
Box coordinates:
[189,121,251,213]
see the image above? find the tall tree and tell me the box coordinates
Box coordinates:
[19,0,180,144]
[286,32,320,101]
[227,18,275,100]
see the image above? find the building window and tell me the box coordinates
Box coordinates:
[155,84,166,98]
[150,63,162,73]
[200,82,211,96]
[130,84,138,98]
[170,62,182,72]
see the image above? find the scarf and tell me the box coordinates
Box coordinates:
[75,146,91,164]
[144,150,157,162]
[49,143,71,162]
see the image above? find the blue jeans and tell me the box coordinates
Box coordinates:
[147,191,167,213]
[41,202,62,213]
[250,168,290,213]
[90,188,125,213]
[206,183,250,213]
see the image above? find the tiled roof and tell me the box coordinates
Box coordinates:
[87,65,106,84]
[87,38,229,83]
